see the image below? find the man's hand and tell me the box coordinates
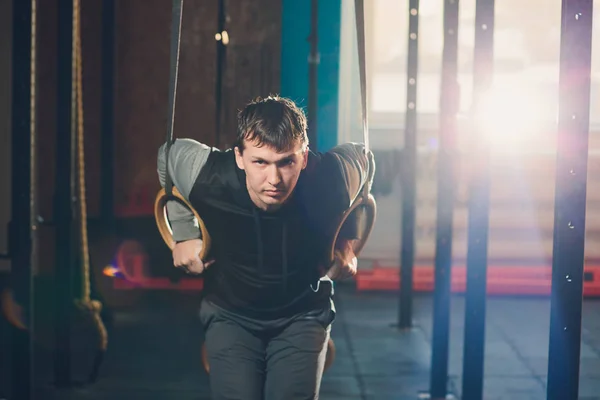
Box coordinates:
[172,239,215,274]
[326,239,358,280]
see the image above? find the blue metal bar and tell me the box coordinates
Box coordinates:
[429,0,459,397]
[547,1,593,399]
[461,0,494,398]
[398,0,419,330]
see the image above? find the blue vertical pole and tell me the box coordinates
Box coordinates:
[398,0,419,330]
[428,0,459,397]
[546,1,593,399]
[461,0,495,398]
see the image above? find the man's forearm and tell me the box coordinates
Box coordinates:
[157,138,212,242]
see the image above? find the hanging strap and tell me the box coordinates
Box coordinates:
[354,0,369,154]
[354,0,371,198]
[165,0,184,197]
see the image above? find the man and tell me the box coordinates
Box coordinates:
[157,96,375,399]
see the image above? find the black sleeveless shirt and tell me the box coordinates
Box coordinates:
[187,149,351,320]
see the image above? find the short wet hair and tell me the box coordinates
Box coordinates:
[235,95,309,152]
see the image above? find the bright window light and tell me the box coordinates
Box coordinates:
[473,81,556,152]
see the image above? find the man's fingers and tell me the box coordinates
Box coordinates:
[186,257,205,274]
[174,258,216,275]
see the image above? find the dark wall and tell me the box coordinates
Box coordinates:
[113,0,282,215]
[33,0,282,271]
[35,0,59,273]
[113,0,218,214]
[219,1,283,148]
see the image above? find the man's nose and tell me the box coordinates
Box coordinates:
[267,166,282,186]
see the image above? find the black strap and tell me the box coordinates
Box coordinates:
[165,0,184,196]
[354,0,369,153]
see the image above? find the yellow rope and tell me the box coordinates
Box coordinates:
[73,0,108,352]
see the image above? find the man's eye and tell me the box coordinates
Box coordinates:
[280,159,294,166]
[254,160,266,165]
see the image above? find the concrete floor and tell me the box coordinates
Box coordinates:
[3,283,600,400]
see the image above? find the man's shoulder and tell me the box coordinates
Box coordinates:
[303,142,367,176]
[299,141,372,210]
[197,147,240,186]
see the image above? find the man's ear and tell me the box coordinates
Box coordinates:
[301,146,309,169]
[234,146,245,170]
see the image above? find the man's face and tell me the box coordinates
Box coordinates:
[234,138,308,211]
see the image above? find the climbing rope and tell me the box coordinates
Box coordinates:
[73,0,108,383]
[2,4,108,381]
[0,0,38,332]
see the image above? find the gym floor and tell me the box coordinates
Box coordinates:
[2,282,600,400]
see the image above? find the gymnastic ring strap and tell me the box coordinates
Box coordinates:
[164,0,184,197]
[325,1,376,264]
[154,187,212,261]
[355,0,369,158]
[155,0,213,261]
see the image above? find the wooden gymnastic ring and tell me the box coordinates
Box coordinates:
[1,289,27,330]
[328,193,377,262]
[1,278,106,353]
[201,342,210,373]
[323,337,336,371]
[200,338,336,374]
[154,187,212,260]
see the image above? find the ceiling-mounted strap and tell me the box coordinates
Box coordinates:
[165,0,184,196]
[354,0,372,198]
[354,0,369,154]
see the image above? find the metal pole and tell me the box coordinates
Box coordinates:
[547,1,593,399]
[307,0,319,150]
[397,0,419,330]
[10,0,35,398]
[461,0,494,399]
[427,0,459,399]
[101,0,115,225]
[54,0,74,387]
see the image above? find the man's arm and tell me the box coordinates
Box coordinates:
[156,138,213,242]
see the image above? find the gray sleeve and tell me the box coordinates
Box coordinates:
[157,138,212,242]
